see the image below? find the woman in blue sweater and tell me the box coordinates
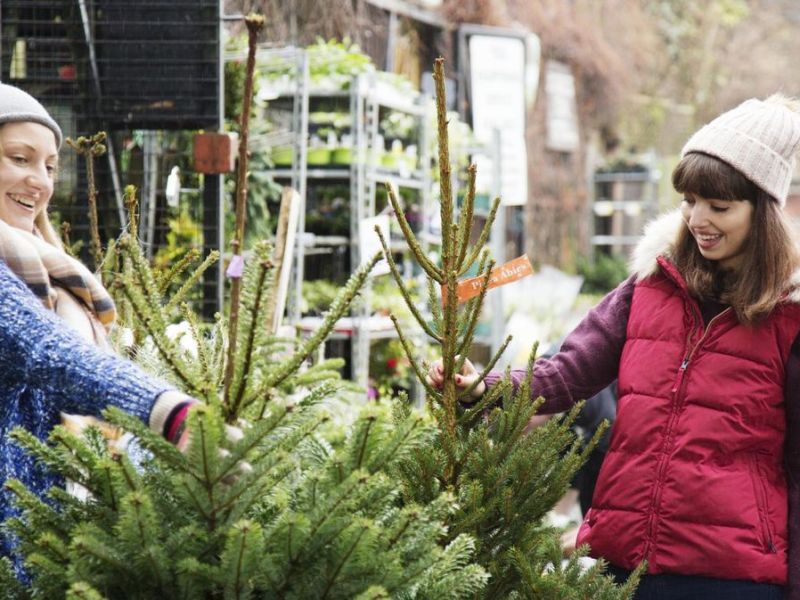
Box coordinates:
[0,83,196,575]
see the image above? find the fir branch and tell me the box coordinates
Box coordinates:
[319,523,369,600]
[455,164,477,271]
[124,185,139,240]
[388,314,439,399]
[8,429,85,483]
[516,342,540,405]
[118,492,169,589]
[454,258,495,362]
[458,376,510,427]
[384,183,442,284]
[118,279,199,394]
[104,407,187,470]
[4,479,68,536]
[286,471,367,565]
[354,415,376,470]
[158,248,200,294]
[367,413,428,474]
[66,582,108,600]
[454,249,491,364]
[117,234,165,317]
[99,237,119,291]
[458,196,501,277]
[227,254,273,418]
[433,58,453,264]
[222,520,263,600]
[426,277,443,327]
[439,268,460,465]
[180,303,217,401]
[66,132,107,270]
[374,225,441,342]
[254,253,379,396]
[165,250,220,314]
[70,529,128,574]
[224,13,265,408]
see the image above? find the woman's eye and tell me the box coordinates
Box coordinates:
[11,155,27,164]
[711,205,729,213]
[682,197,694,205]
[46,165,56,175]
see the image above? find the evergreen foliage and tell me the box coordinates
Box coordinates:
[1,16,486,599]
[0,403,486,599]
[379,58,642,598]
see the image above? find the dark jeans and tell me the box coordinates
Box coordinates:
[607,565,785,600]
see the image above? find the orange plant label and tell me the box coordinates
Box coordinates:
[443,254,534,305]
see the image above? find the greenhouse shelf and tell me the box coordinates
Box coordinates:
[255,46,432,398]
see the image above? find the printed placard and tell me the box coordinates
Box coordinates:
[443,255,534,305]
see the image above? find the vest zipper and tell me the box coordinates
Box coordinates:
[643,306,732,562]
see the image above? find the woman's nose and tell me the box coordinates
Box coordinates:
[687,203,709,226]
[25,165,49,189]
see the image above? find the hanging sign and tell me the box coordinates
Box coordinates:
[545,60,580,152]
[468,34,530,206]
[442,254,534,305]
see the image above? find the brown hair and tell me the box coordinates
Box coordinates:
[672,152,799,325]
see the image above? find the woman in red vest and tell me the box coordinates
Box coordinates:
[430,94,800,599]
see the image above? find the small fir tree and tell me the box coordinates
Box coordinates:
[0,18,487,599]
[378,57,642,598]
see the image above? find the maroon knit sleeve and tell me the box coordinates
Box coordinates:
[483,274,635,414]
[784,334,800,600]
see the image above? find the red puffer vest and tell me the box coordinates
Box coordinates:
[577,256,800,584]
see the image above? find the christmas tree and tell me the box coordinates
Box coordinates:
[0,17,487,599]
[377,58,642,598]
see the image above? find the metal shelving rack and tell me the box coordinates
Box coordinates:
[590,169,659,257]
[256,46,432,391]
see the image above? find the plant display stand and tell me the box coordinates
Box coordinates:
[255,46,433,394]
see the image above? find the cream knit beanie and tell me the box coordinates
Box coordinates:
[681,94,800,207]
[0,82,62,148]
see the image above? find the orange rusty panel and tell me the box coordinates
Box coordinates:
[193,132,239,174]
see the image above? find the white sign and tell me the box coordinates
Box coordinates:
[359,214,391,276]
[468,34,529,206]
[545,60,580,153]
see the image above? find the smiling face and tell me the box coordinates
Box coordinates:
[680,193,754,270]
[0,121,58,233]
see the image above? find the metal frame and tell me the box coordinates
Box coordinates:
[261,47,432,389]
[589,169,659,256]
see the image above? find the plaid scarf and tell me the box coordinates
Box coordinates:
[0,218,116,329]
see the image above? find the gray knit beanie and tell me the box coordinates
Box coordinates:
[0,82,62,149]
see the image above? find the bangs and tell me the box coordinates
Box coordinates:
[672,152,759,201]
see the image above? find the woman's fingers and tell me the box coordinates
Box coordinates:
[426,358,484,397]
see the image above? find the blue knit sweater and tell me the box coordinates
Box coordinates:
[0,259,171,562]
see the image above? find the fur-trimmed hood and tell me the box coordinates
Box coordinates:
[629,209,800,303]
[630,209,683,281]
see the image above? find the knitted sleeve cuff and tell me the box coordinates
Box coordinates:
[149,390,198,443]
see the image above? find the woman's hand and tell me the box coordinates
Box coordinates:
[426,357,486,399]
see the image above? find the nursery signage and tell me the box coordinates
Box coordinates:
[468,34,529,206]
[443,254,534,305]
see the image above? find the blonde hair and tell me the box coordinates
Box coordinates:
[672,152,800,325]
[34,210,64,249]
